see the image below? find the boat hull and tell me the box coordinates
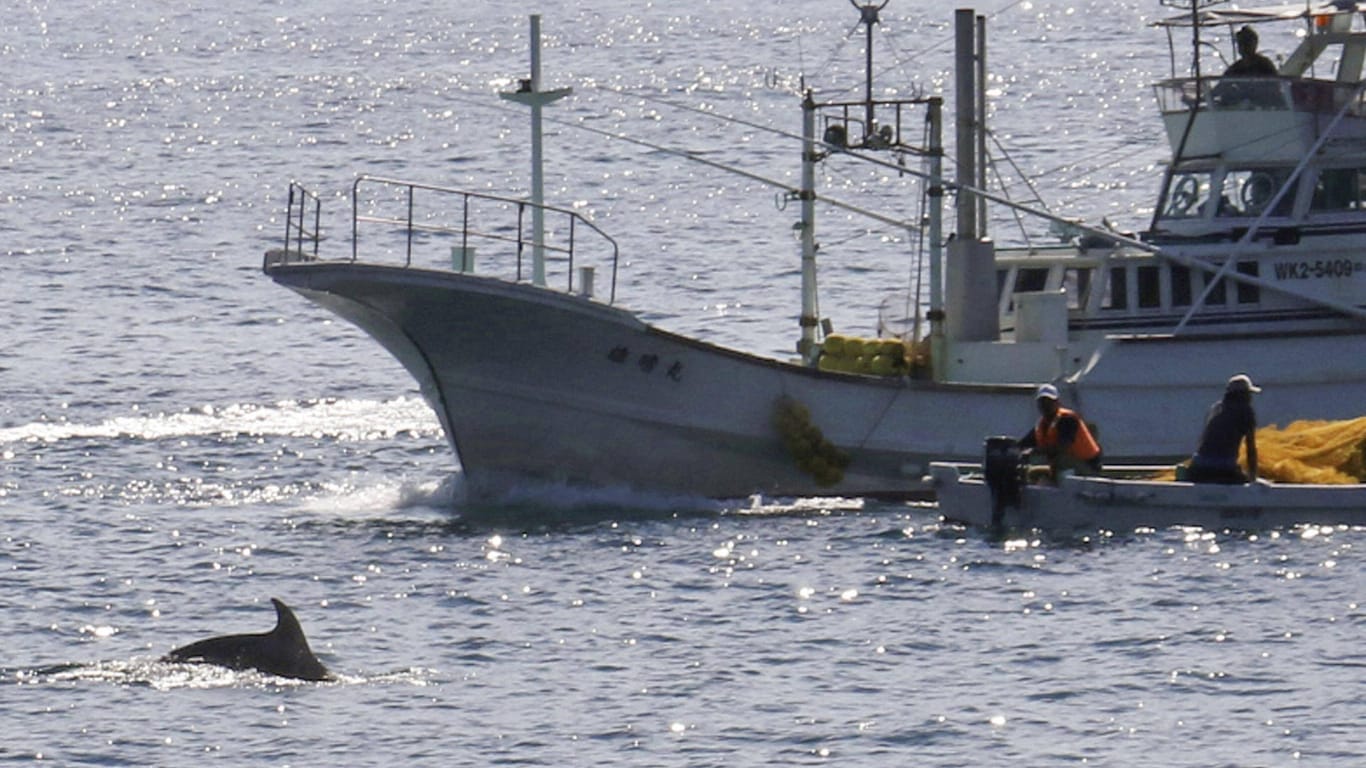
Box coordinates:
[268,260,1366,498]
[930,462,1366,532]
[268,262,1037,498]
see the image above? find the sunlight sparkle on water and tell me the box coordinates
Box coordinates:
[80,625,118,639]
[0,398,440,445]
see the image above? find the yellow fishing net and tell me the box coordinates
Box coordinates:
[1160,416,1366,483]
[1255,416,1366,484]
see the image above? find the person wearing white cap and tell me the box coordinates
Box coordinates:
[1186,373,1261,484]
[1018,383,1103,482]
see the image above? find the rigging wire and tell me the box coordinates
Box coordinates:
[425,0,1116,243]
[426,2,1366,329]
[803,23,858,96]
[788,0,1100,232]
[983,128,1055,247]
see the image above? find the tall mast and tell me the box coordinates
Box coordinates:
[954,8,978,241]
[944,8,999,344]
[799,2,944,362]
[500,15,572,287]
[854,1,890,138]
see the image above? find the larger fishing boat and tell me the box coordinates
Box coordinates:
[264,3,1366,499]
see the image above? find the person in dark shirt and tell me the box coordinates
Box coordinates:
[1214,26,1280,107]
[1186,374,1260,484]
[1224,26,1277,77]
[1019,383,1103,482]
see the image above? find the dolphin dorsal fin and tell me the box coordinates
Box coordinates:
[264,598,331,681]
[270,598,311,649]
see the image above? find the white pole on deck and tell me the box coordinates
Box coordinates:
[500,15,571,287]
[927,97,945,378]
[798,91,821,364]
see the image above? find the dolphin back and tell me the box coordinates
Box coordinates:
[162,598,331,681]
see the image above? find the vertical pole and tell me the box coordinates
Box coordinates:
[310,192,320,256]
[946,8,999,345]
[798,91,821,363]
[528,15,548,286]
[406,184,415,267]
[1190,1,1202,86]
[975,13,988,237]
[927,97,945,380]
[501,16,571,288]
[286,185,296,253]
[864,12,875,137]
[954,8,977,241]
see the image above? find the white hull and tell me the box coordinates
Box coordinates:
[263,7,1366,500]
[270,262,1021,497]
[930,462,1366,532]
[268,260,1366,498]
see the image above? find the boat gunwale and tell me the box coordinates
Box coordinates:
[266,255,1066,397]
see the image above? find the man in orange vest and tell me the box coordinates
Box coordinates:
[1019,384,1103,482]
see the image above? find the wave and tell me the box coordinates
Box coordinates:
[10,660,434,691]
[0,397,444,446]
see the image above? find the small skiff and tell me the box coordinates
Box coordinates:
[929,461,1366,533]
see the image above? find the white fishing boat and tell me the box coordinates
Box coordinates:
[928,459,1366,532]
[264,3,1366,499]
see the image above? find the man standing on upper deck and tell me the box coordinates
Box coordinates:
[1223,25,1277,77]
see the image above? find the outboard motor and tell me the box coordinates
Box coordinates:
[983,436,1022,528]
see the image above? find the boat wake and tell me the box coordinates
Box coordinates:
[295,469,893,532]
[457,475,887,522]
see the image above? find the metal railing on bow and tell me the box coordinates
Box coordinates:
[267,176,621,304]
[351,176,619,303]
[284,182,322,259]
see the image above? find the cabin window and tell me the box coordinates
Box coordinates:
[1204,273,1227,305]
[1236,261,1260,304]
[1062,267,1091,310]
[1301,41,1355,92]
[1170,264,1192,307]
[1311,168,1365,211]
[1104,266,1128,310]
[1014,267,1049,294]
[1162,172,1211,219]
[1002,267,1049,313]
[1137,265,1162,308]
[1220,170,1293,217]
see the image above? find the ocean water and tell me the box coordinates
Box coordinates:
[2,0,1362,765]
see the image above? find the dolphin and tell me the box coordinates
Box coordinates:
[162,598,331,681]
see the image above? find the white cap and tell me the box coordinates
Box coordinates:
[1226,373,1261,394]
[1035,383,1059,401]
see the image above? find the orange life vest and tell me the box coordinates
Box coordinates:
[1034,407,1101,461]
